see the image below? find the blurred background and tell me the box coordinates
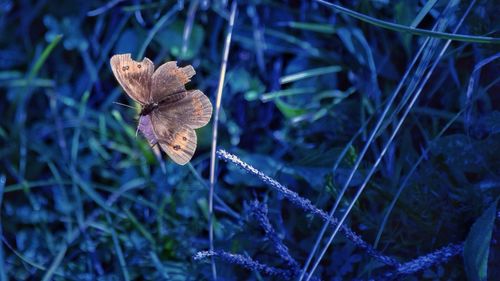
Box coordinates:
[0,0,499,280]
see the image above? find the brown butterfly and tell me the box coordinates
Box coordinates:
[110,53,212,165]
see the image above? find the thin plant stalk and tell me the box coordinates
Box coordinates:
[208,2,237,280]
[304,2,474,279]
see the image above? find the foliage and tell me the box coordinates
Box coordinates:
[0,0,499,280]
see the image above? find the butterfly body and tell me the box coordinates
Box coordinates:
[110,53,212,165]
[139,102,159,116]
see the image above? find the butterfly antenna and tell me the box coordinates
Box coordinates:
[113,101,135,109]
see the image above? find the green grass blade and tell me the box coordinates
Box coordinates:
[264,28,322,56]
[28,34,63,81]
[137,5,180,59]
[374,109,464,249]
[106,213,131,281]
[1,235,65,278]
[71,169,121,216]
[41,244,68,281]
[4,180,72,193]
[283,21,336,34]
[261,87,315,102]
[315,0,500,44]
[464,199,498,281]
[0,175,6,281]
[149,251,172,279]
[280,65,342,84]
[0,78,55,88]
[124,208,155,245]
[71,91,90,164]
[410,0,439,28]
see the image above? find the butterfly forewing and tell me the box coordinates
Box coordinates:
[158,91,188,105]
[110,54,154,104]
[151,61,195,102]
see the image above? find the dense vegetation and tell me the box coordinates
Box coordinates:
[0,0,498,280]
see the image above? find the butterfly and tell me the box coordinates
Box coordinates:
[110,53,212,165]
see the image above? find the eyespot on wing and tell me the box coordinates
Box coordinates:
[158,125,197,165]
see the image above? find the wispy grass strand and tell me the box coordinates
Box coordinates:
[249,201,300,270]
[208,2,237,280]
[194,250,294,280]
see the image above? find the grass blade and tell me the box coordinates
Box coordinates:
[136,4,180,59]
[41,244,68,281]
[27,35,63,82]
[279,65,342,84]
[106,212,130,281]
[410,0,439,28]
[282,21,336,34]
[315,0,499,44]
[0,175,6,281]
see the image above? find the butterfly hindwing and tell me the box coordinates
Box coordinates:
[183,90,213,129]
[155,90,212,129]
[110,53,154,104]
[151,113,197,165]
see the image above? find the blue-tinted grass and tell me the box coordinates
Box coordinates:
[1,0,498,280]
